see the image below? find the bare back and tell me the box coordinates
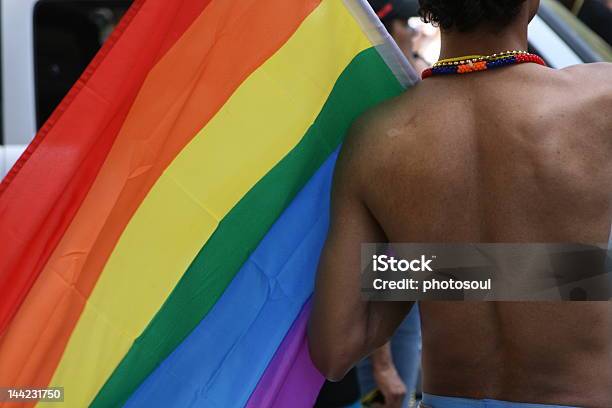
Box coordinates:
[358,63,612,407]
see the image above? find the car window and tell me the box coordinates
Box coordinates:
[540,0,612,63]
[33,0,132,128]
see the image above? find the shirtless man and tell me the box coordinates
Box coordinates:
[308,1,612,407]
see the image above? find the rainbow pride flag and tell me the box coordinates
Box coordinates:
[0,0,415,406]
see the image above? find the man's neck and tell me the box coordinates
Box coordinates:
[438,22,529,61]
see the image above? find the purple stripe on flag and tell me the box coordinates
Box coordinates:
[245,300,325,408]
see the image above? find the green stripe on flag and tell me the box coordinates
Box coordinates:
[91,46,404,408]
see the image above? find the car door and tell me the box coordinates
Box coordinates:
[1,0,131,176]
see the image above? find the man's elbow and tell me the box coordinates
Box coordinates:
[309,347,353,382]
[307,335,360,382]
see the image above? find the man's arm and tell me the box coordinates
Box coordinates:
[307,117,414,381]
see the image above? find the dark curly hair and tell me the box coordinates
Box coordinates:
[418,0,527,32]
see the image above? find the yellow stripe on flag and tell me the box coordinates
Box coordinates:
[42,1,372,406]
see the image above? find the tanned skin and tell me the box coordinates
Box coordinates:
[308,1,612,407]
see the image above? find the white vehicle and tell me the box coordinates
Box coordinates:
[0,0,610,177]
[0,0,130,176]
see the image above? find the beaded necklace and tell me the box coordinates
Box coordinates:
[421,50,546,79]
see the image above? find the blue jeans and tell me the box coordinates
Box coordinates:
[357,304,422,408]
[421,394,578,408]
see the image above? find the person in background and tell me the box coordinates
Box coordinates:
[357,310,421,408]
[370,0,430,73]
[558,0,612,45]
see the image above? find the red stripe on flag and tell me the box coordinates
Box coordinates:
[0,0,212,336]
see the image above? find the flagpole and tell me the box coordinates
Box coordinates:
[343,0,420,87]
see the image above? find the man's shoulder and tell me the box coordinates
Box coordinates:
[335,87,430,195]
[344,88,424,154]
[350,92,412,135]
[540,63,612,161]
[336,88,420,189]
[557,63,612,98]
[560,62,612,81]
[542,63,612,134]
